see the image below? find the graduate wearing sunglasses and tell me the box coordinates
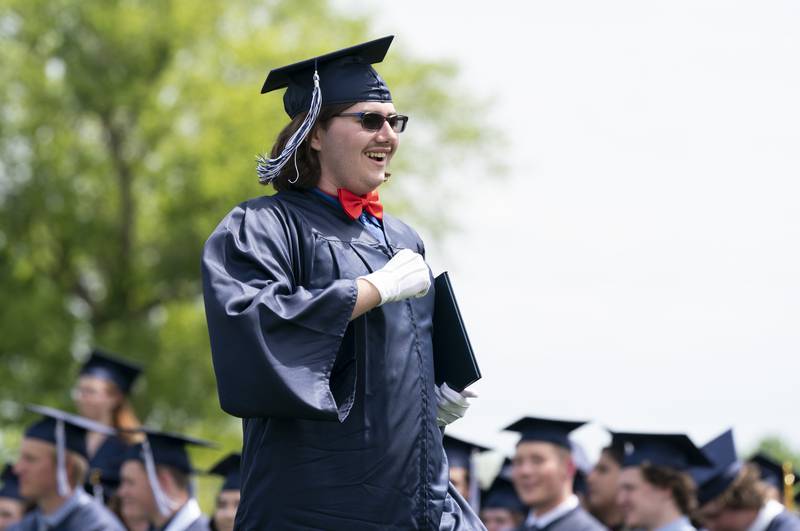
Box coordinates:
[202,36,483,530]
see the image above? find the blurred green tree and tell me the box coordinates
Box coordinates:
[0,0,497,457]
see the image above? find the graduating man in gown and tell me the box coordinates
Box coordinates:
[9,406,125,531]
[505,417,606,531]
[615,432,711,531]
[691,429,800,531]
[202,35,482,530]
[118,429,213,531]
[73,349,143,501]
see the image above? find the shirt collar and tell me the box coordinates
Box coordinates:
[38,487,91,528]
[654,515,694,531]
[525,494,579,529]
[159,498,203,531]
[747,500,785,531]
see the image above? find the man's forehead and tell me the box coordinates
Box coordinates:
[345,101,397,113]
[20,437,54,455]
[121,459,147,477]
[515,440,563,457]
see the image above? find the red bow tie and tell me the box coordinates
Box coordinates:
[338,189,384,221]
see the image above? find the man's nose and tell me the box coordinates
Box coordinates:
[374,120,397,142]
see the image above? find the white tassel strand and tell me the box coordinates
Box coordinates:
[256,70,322,184]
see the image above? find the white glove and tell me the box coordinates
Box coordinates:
[435,383,477,427]
[360,248,431,306]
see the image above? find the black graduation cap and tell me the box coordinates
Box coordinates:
[25,405,116,460]
[256,36,395,184]
[481,475,527,514]
[79,349,142,395]
[125,428,215,474]
[208,453,241,492]
[690,429,742,506]
[261,35,394,117]
[0,464,23,501]
[504,416,587,449]
[748,453,784,489]
[24,405,117,496]
[614,431,711,470]
[443,434,488,470]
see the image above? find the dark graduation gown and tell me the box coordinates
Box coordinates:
[766,509,800,531]
[9,489,125,531]
[85,434,128,499]
[202,190,484,530]
[517,507,607,531]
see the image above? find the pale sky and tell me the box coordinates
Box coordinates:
[335,0,800,462]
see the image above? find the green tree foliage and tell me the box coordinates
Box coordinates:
[0,0,496,456]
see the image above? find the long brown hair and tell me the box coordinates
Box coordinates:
[268,103,353,192]
[104,382,144,445]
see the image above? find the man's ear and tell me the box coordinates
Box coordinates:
[155,467,174,492]
[310,126,322,151]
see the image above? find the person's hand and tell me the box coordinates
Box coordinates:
[359,248,431,306]
[435,383,477,427]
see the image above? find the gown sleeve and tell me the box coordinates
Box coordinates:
[201,199,358,421]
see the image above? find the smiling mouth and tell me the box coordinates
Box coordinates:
[365,151,388,162]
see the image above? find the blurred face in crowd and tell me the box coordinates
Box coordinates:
[72,375,120,422]
[480,507,523,531]
[511,441,574,513]
[449,466,469,500]
[212,489,240,531]
[696,498,758,531]
[311,101,400,196]
[14,439,57,501]
[618,466,670,529]
[587,449,622,513]
[118,461,157,523]
[0,497,25,531]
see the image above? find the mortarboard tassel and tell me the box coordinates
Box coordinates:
[468,448,481,512]
[142,438,180,516]
[55,419,70,497]
[256,68,322,185]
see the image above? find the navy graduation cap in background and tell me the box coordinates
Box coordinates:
[208,453,242,492]
[748,452,785,489]
[256,36,396,184]
[481,475,527,515]
[0,464,23,501]
[690,429,742,506]
[125,428,215,474]
[79,349,142,395]
[24,405,117,496]
[614,431,711,470]
[442,434,488,470]
[504,416,587,449]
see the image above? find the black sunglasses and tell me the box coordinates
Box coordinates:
[336,112,409,133]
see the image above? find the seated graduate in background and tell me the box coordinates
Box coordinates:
[691,429,800,531]
[201,35,481,530]
[207,454,240,531]
[586,434,627,531]
[0,465,28,531]
[748,453,787,505]
[8,406,125,531]
[444,434,489,507]
[505,416,606,531]
[72,349,143,502]
[117,429,213,531]
[615,431,710,531]
[480,460,527,531]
